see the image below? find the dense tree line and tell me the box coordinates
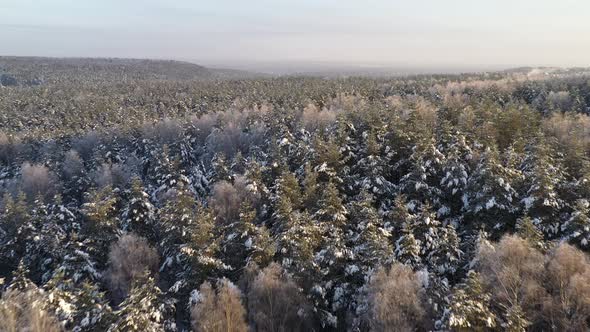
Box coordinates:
[1,62,590,331]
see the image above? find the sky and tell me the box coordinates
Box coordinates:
[1,0,589,72]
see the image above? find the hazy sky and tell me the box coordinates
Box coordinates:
[1,0,589,70]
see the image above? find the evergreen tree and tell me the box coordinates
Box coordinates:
[302,162,320,211]
[0,192,33,275]
[564,199,590,250]
[149,145,190,198]
[515,216,545,250]
[314,181,348,227]
[81,186,120,265]
[158,186,223,296]
[347,192,393,282]
[412,205,461,275]
[220,203,275,274]
[109,273,167,332]
[121,177,156,240]
[439,133,472,221]
[45,271,114,331]
[502,304,530,332]
[311,183,352,328]
[463,147,519,238]
[398,138,445,212]
[520,139,566,238]
[54,233,102,283]
[277,210,322,279]
[349,129,394,199]
[444,271,496,331]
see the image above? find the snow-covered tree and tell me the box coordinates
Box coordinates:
[463,147,519,237]
[438,133,472,222]
[220,203,275,274]
[398,138,445,212]
[443,271,496,331]
[520,140,567,238]
[277,210,321,277]
[81,186,120,265]
[121,177,156,240]
[347,192,393,281]
[158,186,224,296]
[564,199,590,250]
[44,271,115,331]
[109,273,168,332]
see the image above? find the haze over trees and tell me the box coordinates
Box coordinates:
[1,57,590,331]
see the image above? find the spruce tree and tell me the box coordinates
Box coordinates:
[565,199,590,250]
[121,177,156,240]
[463,147,519,238]
[520,139,566,238]
[109,273,166,332]
[445,272,496,331]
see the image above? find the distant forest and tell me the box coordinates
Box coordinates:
[1,57,590,331]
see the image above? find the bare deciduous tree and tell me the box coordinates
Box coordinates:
[364,263,427,332]
[543,243,590,331]
[476,235,546,327]
[0,288,62,332]
[247,263,310,332]
[105,234,159,301]
[209,176,259,224]
[301,103,337,132]
[20,162,57,201]
[62,149,84,178]
[191,278,248,332]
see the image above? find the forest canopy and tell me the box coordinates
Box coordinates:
[1,58,590,331]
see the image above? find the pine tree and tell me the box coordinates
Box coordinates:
[395,225,422,267]
[109,273,167,332]
[149,145,190,198]
[390,195,422,267]
[312,137,343,183]
[211,152,232,183]
[277,211,322,277]
[349,129,394,199]
[515,216,545,250]
[314,181,347,227]
[0,192,30,240]
[520,139,566,238]
[444,271,496,331]
[463,147,519,238]
[275,171,301,209]
[44,271,114,331]
[81,186,120,265]
[121,177,155,240]
[564,199,590,249]
[439,133,472,221]
[412,205,461,275]
[54,233,102,283]
[311,182,352,328]
[398,138,445,212]
[271,194,295,234]
[347,192,393,281]
[0,192,34,275]
[26,196,73,283]
[158,186,223,295]
[502,304,530,332]
[220,203,275,274]
[302,162,320,211]
[271,171,302,234]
